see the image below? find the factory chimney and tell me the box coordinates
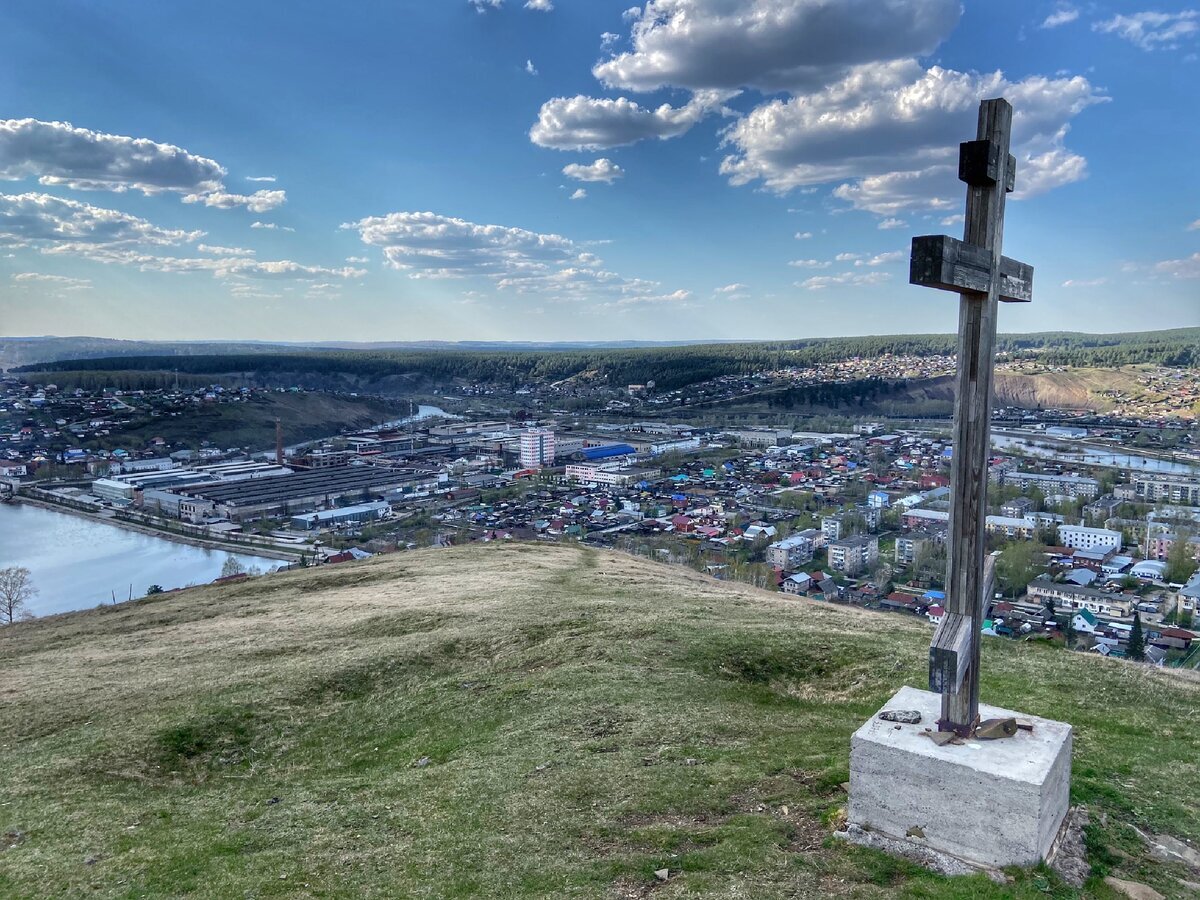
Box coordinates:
[275,417,284,466]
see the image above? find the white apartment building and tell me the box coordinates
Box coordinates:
[519,428,555,469]
[1057,524,1122,553]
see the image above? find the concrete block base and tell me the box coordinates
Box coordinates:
[848,685,1072,869]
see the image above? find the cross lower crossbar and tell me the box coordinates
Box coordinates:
[909,234,1033,303]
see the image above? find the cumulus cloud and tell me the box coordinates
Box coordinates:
[530,90,733,150]
[11,272,91,290]
[0,191,356,283]
[1040,6,1079,29]
[788,258,830,268]
[877,217,908,230]
[1155,252,1200,279]
[714,282,747,293]
[569,188,587,200]
[796,271,891,290]
[0,191,201,248]
[245,175,277,182]
[525,0,553,10]
[525,59,538,76]
[183,188,286,213]
[0,118,225,195]
[601,31,621,48]
[1061,277,1107,287]
[594,0,960,92]
[1187,218,1200,231]
[197,243,255,256]
[721,61,1105,203]
[562,158,625,183]
[251,221,295,232]
[469,0,502,11]
[344,209,683,303]
[1094,11,1199,50]
[794,231,812,239]
[0,118,286,212]
[51,245,364,280]
[855,250,904,266]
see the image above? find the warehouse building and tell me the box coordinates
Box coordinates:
[290,500,391,531]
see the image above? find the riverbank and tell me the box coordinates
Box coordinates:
[11,495,303,563]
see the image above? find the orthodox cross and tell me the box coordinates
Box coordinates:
[910,98,1034,736]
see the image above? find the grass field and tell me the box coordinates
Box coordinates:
[1,543,1198,898]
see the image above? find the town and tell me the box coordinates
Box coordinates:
[3,372,1198,669]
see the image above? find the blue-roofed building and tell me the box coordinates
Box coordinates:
[579,443,636,462]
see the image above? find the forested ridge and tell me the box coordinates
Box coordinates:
[13,328,1198,393]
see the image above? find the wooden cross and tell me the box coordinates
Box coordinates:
[909,98,1034,736]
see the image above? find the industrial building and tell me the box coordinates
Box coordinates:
[175,466,438,521]
[290,500,391,531]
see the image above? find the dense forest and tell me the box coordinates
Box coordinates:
[12,328,1198,394]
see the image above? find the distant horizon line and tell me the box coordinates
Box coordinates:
[5,325,1199,349]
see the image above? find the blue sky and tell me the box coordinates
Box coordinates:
[1,1,1197,343]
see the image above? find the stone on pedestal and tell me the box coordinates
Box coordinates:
[848,685,1071,870]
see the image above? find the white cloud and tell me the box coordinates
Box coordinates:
[345,255,369,263]
[1188,218,1200,231]
[183,188,286,213]
[469,0,502,12]
[1061,277,1107,287]
[594,0,960,92]
[797,271,892,290]
[0,118,225,195]
[525,0,553,10]
[714,282,747,293]
[525,59,539,76]
[1040,6,1079,29]
[245,175,277,183]
[569,188,587,200]
[788,258,830,268]
[835,252,862,262]
[251,221,295,232]
[720,61,1105,208]
[56,246,364,280]
[855,250,904,266]
[1154,252,1200,279]
[615,288,692,306]
[622,6,642,22]
[1094,11,1199,50]
[11,272,91,290]
[0,191,201,248]
[941,213,964,226]
[0,118,283,211]
[344,209,682,303]
[794,231,812,239]
[197,243,255,256]
[562,158,625,183]
[601,32,621,48]
[877,217,908,230]
[530,90,733,150]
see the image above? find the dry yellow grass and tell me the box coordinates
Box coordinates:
[1,543,1197,898]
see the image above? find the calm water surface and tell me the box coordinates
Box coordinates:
[0,502,278,617]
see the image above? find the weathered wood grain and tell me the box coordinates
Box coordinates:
[909,234,1033,303]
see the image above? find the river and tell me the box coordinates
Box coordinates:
[990,433,1198,475]
[0,503,279,618]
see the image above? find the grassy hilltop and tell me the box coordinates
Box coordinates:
[1,544,1198,899]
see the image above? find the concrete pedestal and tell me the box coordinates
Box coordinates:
[848,686,1072,870]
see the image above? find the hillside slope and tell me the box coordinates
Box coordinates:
[1,544,1197,899]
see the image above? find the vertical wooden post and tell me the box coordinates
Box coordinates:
[941,99,1013,734]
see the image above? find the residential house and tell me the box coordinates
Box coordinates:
[828,535,879,575]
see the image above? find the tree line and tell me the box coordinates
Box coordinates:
[14,328,1197,393]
